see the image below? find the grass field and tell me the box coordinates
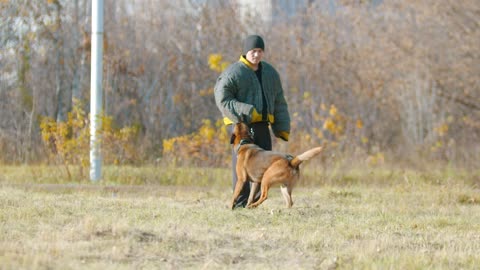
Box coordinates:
[0,165,479,269]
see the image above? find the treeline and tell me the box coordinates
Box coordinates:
[0,0,479,167]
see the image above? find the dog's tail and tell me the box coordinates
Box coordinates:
[290,146,323,168]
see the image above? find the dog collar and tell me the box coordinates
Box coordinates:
[239,138,253,145]
[235,138,253,154]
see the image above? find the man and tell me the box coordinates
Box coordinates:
[214,34,291,208]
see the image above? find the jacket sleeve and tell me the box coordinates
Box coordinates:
[214,72,254,123]
[271,74,291,137]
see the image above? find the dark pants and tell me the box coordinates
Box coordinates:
[231,122,272,208]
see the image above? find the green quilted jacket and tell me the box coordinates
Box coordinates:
[214,56,290,140]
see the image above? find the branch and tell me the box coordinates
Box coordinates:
[436,89,480,111]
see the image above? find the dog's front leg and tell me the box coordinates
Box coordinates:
[230,168,248,210]
[246,182,259,208]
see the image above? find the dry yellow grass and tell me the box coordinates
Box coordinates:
[0,166,479,269]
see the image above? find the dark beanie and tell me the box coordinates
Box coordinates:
[243,35,265,54]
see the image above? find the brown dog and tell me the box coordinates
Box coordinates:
[230,122,323,209]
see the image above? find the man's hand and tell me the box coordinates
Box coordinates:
[251,108,263,122]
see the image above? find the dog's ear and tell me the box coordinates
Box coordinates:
[230,134,235,144]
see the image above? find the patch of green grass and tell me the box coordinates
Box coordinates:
[2,164,478,188]
[0,165,231,187]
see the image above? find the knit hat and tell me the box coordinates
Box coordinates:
[243,35,265,54]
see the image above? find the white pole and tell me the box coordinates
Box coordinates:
[90,0,104,181]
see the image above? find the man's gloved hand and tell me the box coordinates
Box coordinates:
[251,108,263,123]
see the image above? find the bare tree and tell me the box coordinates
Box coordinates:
[0,0,478,165]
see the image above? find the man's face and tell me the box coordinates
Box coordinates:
[245,48,264,65]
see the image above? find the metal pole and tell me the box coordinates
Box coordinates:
[90,0,103,181]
